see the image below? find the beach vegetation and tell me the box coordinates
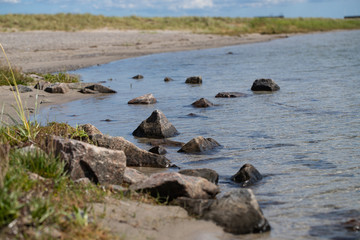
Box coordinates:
[0,14,359,35]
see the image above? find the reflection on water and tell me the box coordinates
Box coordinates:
[38,30,360,239]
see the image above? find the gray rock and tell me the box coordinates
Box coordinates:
[176,189,271,235]
[251,79,280,91]
[46,136,126,185]
[67,82,96,90]
[34,80,51,90]
[164,77,173,82]
[191,98,214,108]
[179,168,219,184]
[215,92,247,98]
[132,110,179,139]
[10,85,33,93]
[85,84,117,93]
[44,83,69,94]
[130,172,219,202]
[148,146,167,155]
[231,163,263,187]
[178,136,220,153]
[128,93,157,104]
[79,88,97,94]
[132,74,144,79]
[78,123,102,136]
[90,134,171,168]
[185,76,202,84]
[123,167,149,185]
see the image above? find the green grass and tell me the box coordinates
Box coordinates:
[0,14,359,35]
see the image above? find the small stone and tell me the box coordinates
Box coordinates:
[215,92,247,98]
[251,79,280,91]
[191,98,214,108]
[164,77,173,82]
[185,76,202,84]
[230,164,263,187]
[148,146,167,155]
[132,74,144,79]
[128,93,157,104]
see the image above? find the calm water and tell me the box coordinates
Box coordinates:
[39,30,360,239]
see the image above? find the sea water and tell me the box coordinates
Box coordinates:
[39,30,360,239]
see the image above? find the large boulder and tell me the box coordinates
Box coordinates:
[90,134,171,168]
[251,79,280,91]
[191,98,214,108]
[177,189,271,235]
[44,83,69,93]
[46,136,126,185]
[215,92,247,98]
[123,167,149,185]
[179,168,219,185]
[85,84,117,93]
[128,93,157,104]
[178,136,220,153]
[132,110,179,139]
[130,172,219,202]
[231,163,263,187]
[185,76,202,84]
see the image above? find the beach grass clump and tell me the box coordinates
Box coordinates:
[41,72,80,84]
[0,65,33,86]
[0,14,360,35]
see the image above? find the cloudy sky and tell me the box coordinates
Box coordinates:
[0,0,359,18]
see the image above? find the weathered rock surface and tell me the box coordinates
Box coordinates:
[90,134,171,168]
[44,83,69,94]
[10,85,33,93]
[215,92,247,98]
[132,110,178,139]
[85,84,117,93]
[123,167,149,185]
[191,98,214,108]
[34,80,51,90]
[146,139,185,147]
[148,146,167,155]
[179,168,219,185]
[79,123,103,136]
[46,136,126,185]
[178,136,220,153]
[251,78,280,91]
[185,76,202,84]
[177,189,271,235]
[130,172,219,202]
[231,163,263,187]
[132,74,144,79]
[128,93,157,104]
[164,77,173,82]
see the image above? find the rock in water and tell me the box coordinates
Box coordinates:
[132,110,178,139]
[179,168,219,184]
[85,84,117,93]
[231,163,263,187]
[128,93,157,104]
[191,98,214,108]
[178,136,220,153]
[46,136,126,185]
[132,74,144,79]
[164,77,173,82]
[215,92,247,98]
[185,76,202,84]
[148,146,167,155]
[251,79,280,91]
[130,172,220,202]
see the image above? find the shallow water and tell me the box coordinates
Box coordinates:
[39,30,360,239]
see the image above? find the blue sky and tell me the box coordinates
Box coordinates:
[0,0,359,18]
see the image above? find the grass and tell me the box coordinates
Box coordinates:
[0,14,359,35]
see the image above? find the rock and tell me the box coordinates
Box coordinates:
[90,134,171,168]
[34,80,51,90]
[191,98,214,108]
[28,73,44,82]
[44,83,69,94]
[148,146,167,155]
[179,168,219,185]
[67,82,95,90]
[128,93,157,104]
[132,110,179,139]
[85,84,117,93]
[0,144,10,188]
[78,123,102,136]
[146,139,185,147]
[123,167,149,185]
[46,136,126,184]
[132,74,144,79]
[10,85,33,93]
[185,76,202,84]
[342,218,360,232]
[164,77,173,82]
[178,189,271,235]
[130,172,219,202]
[73,177,92,185]
[79,88,97,94]
[215,92,247,98]
[231,164,263,187]
[178,136,220,153]
[251,79,280,91]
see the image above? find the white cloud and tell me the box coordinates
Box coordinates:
[0,0,21,3]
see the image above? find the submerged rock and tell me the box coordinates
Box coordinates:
[178,136,220,153]
[128,93,157,104]
[215,92,247,98]
[185,76,202,84]
[133,110,179,139]
[191,98,214,108]
[130,172,219,202]
[179,168,219,184]
[85,84,117,93]
[231,164,263,187]
[251,79,280,91]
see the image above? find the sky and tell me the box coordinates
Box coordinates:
[0,0,359,18]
